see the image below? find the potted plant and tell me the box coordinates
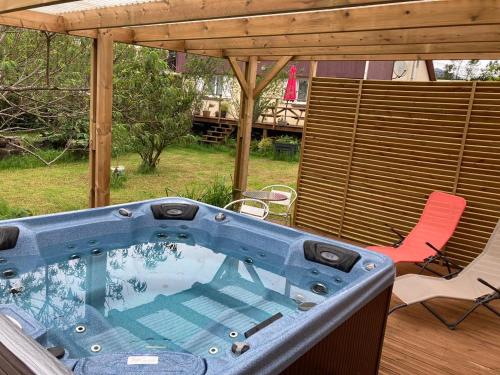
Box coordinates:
[277,117,288,126]
[273,135,300,156]
[203,103,214,117]
[220,101,229,118]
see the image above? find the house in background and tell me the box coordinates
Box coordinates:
[172,53,436,143]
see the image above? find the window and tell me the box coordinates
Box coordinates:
[209,75,230,98]
[296,79,309,102]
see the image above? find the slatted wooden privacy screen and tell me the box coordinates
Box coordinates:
[295,77,500,265]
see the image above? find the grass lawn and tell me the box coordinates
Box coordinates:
[0,146,298,216]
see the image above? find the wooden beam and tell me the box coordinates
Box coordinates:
[233,56,258,199]
[222,42,500,57]
[134,40,186,52]
[253,56,293,98]
[282,52,500,60]
[0,10,65,31]
[71,27,134,43]
[0,0,77,14]
[228,52,500,61]
[0,10,134,42]
[90,29,114,208]
[184,25,500,50]
[63,0,405,31]
[228,57,249,98]
[132,0,500,42]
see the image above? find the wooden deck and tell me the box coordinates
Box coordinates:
[381,264,500,375]
[193,115,304,133]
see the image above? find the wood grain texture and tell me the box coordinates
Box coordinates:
[2,0,500,61]
[232,57,258,198]
[0,0,75,14]
[296,77,500,265]
[62,0,403,30]
[0,315,71,374]
[132,0,500,41]
[381,263,500,375]
[91,29,113,207]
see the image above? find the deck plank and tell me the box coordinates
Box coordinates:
[380,264,500,375]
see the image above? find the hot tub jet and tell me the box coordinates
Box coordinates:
[2,268,17,279]
[311,282,328,295]
[90,248,102,256]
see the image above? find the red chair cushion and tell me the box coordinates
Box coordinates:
[367,191,466,263]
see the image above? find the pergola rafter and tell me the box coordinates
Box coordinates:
[60,0,408,31]
[0,0,74,14]
[1,0,499,206]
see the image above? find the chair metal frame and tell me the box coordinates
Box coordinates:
[224,198,269,220]
[388,227,463,278]
[260,185,297,225]
[390,277,500,330]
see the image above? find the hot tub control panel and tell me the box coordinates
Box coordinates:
[304,241,361,272]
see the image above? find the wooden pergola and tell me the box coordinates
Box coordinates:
[1,0,499,207]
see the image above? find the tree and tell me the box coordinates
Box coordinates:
[227,63,287,123]
[114,47,198,172]
[0,27,91,164]
[183,54,226,112]
[0,27,90,133]
[438,60,500,81]
[479,61,500,81]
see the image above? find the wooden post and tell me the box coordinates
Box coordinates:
[230,55,293,199]
[232,56,258,199]
[292,61,317,227]
[88,40,97,207]
[338,79,364,237]
[452,81,477,193]
[89,29,113,208]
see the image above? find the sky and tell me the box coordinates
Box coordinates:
[433,60,492,70]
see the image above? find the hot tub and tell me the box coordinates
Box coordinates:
[0,198,394,375]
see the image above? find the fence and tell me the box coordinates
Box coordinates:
[295,77,500,265]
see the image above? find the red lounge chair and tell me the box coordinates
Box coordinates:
[367,191,466,276]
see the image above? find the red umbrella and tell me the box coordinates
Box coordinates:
[283,65,297,124]
[284,65,297,101]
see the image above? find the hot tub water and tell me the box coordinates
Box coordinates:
[0,229,328,359]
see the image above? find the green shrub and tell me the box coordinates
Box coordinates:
[274,135,300,144]
[137,162,157,175]
[257,137,274,153]
[110,171,127,189]
[272,135,300,162]
[201,176,233,207]
[176,134,202,147]
[0,199,31,220]
[112,123,135,156]
[224,137,236,148]
[220,101,230,113]
[250,139,260,152]
[166,175,232,208]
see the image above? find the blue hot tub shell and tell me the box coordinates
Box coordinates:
[0,198,395,375]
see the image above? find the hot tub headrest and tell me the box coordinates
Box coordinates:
[151,203,199,221]
[304,241,361,273]
[0,226,20,251]
[72,352,206,375]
